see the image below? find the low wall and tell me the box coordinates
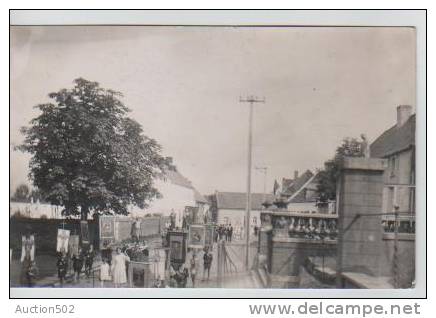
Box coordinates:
[268,238,337,288]
[380,235,415,288]
[10,215,170,257]
[9,217,99,257]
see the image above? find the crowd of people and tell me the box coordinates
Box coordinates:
[214,224,234,242]
[168,248,213,288]
[18,219,223,288]
[56,244,95,286]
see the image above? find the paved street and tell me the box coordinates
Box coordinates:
[191,242,259,289]
[26,240,260,289]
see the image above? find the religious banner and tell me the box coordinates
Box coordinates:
[56,229,70,253]
[80,221,90,244]
[204,224,215,247]
[184,206,199,224]
[167,231,187,264]
[68,235,80,256]
[188,224,206,249]
[100,216,115,238]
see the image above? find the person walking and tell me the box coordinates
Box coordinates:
[101,242,113,266]
[202,249,213,281]
[84,245,95,278]
[218,225,224,241]
[72,247,84,283]
[177,263,189,288]
[56,249,68,287]
[111,247,130,288]
[131,218,141,243]
[189,253,198,287]
[99,258,111,287]
[229,224,233,242]
[27,260,38,287]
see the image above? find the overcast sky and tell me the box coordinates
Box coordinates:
[10,26,415,195]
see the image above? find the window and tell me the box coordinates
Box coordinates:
[390,156,398,177]
[386,186,395,213]
[409,187,415,213]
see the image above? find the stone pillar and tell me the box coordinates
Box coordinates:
[270,239,304,288]
[336,157,387,287]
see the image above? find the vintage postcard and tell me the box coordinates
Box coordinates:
[9,13,423,297]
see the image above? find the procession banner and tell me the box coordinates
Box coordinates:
[204,224,214,247]
[56,229,70,253]
[68,235,80,256]
[184,206,199,224]
[100,217,115,237]
[80,220,89,244]
[168,231,187,264]
[99,216,116,248]
[188,224,206,249]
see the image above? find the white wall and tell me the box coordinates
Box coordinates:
[10,179,207,224]
[286,202,318,214]
[128,179,204,227]
[10,201,62,219]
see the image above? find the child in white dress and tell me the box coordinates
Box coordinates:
[100,259,111,287]
[111,248,130,288]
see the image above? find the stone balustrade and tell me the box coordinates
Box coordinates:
[260,211,338,241]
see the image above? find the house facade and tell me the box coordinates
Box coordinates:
[278,170,336,214]
[370,105,415,215]
[214,191,275,238]
[336,105,416,288]
[129,168,209,227]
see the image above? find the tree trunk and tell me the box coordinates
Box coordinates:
[81,205,89,221]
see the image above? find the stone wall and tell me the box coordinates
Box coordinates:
[336,157,415,288]
[380,236,415,288]
[337,171,385,276]
[269,238,336,288]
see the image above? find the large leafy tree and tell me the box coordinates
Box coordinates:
[12,184,30,202]
[316,137,365,203]
[19,78,173,220]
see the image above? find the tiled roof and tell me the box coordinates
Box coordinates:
[165,169,194,189]
[216,192,276,210]
[282,170,314,196]
[370,114,415,158]
[281,178,294,192]
[287,173,318,203]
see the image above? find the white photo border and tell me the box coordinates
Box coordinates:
[9,9,426,299]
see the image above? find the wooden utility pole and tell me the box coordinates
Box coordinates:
[240,96,265,270]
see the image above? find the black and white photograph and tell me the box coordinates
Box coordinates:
[9,10,425,298]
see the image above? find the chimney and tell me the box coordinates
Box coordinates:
[294,170,299,180]
[397,105,412,127]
